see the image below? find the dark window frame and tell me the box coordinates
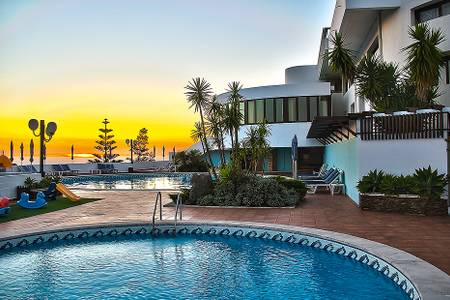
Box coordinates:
[445,56,450,85]
[415,0,450,24]
[241,96,331,125]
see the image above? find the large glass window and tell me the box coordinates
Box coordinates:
[288,97,297,122]
[309,96,318,121]
[275,98,283,123]
[445,56,450,85]
[298,97,308,122]
[256,100,264,123]
[319,96,329,116]
[247,100,255,124]
[415,1,450,23]
[265,98,274,123]
[239,102,245,124]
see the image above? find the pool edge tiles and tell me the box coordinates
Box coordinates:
[1,221,449,299]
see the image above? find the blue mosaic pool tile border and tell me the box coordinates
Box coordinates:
[0,223,420,300]
[61,172,195,185]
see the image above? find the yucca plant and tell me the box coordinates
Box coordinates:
[395,175,415,195]
[402,23,445,103]
[412,166,447,199]
[357,170,385,194]
[326,32,356,91]
[24,177,38,189]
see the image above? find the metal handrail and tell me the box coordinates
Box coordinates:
[174,192,183,234]
[152,191,162,228]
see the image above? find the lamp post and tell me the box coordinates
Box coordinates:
[28,119,57,177]
[126,139,134,163]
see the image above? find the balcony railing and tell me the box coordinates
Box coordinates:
[359,112,449,141]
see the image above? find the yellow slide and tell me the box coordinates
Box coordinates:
[56,183,81,201]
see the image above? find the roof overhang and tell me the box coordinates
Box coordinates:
[307,116,356,145]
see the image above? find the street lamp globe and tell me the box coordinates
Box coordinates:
[46,122,57,136]
[28,119,38,131]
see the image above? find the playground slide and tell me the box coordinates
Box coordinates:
[56,183,81,201]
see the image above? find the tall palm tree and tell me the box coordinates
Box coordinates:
[185,77,217,177]
[403,23,445,103]
[326,32,356,91]
[206,96,226,165]
[226,81,244,163]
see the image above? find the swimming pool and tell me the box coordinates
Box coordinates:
[0,223,418,300]
[62,173,193,190]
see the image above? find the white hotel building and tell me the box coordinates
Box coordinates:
[208,0,450,203]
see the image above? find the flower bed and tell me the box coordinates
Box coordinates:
[360,194,447,216]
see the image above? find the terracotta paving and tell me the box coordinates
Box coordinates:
[1,190,450,275]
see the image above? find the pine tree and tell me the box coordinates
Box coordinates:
[90,118,120,162]
[133,128,154,161]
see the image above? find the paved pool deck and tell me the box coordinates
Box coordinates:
[1,190,450,275]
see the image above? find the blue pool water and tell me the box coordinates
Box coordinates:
[0,234,410,300]
[62,173,192,190]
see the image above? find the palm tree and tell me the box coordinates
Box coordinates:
[326,31,356,91]
[403,23,445,103]
[185,77,217,177]
[241,122,271,173]
[225,81,244,163]
[206,96,226,165]
[190,121,206,155]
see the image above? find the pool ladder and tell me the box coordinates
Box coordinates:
[152,191,183,234]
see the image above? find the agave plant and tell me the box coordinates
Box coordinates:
[357,170,385,194]
[380,174,398,195]
[412,166,447,199]
[402,23,445,103]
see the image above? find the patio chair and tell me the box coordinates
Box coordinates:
[299,166,333,180]
[61,164,79,175]
[48,165,63,176]
[298,164,327,178]
[97,163,118,174]
[304,169,345,195]
[17,192,47,209]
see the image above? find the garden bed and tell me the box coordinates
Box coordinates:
[359,194,448,216]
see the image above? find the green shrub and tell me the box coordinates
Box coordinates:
[357,170,385,193]
[38,175,61,188]
[174,150,209,172]
[24,177,38,189]
[380,174,398,195]
[395,175,415,195]
[188,174,214,204]
[412,166,447,199]
[169,189,190,203]
[274,176,307,201]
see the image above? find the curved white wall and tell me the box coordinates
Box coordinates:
[285,65,321,84]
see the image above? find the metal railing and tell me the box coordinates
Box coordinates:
[151,191,183,234]
[359,112,449,141]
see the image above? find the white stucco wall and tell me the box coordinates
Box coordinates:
[0,173,42,199]
[285,65,321,84]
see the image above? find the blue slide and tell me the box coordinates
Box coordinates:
[17,192,47,209]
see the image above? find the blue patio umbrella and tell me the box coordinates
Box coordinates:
[9,141,13,162]
[29,139,34,165]
[291,135,298,161]
[20,142,24,165]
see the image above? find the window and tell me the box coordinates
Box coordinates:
[247,100,255,124]
[256,100,264,123]
[298,97,308,122]
[309,96,318,121]
[275,98,283,123]
[239,102,245,124]
[319,96,330,116]
[445,56,450,84]
[265,98,274,122]
[288,97,297,122]
[415,1,450,23]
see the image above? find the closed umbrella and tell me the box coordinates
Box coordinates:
[172,146,176,161]
[153,146,156,158]
[9,141,13,162]
[71,145,74,161]
[291,135,298,178]
[20,143,24,165]
[30,139,34,165]
[162,145,165,161]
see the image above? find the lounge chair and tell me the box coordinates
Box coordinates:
[298,164,327,178]
[45,182,57,200]
[299,166,333,180]
[17,192,47,209]
[60,164,79,175]
[97,163,118,174]
[303,169,345,195]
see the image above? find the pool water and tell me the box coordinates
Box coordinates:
[0,234,410,300]
[62,173,192,190]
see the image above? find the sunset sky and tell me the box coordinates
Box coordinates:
[0,0,334,161]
